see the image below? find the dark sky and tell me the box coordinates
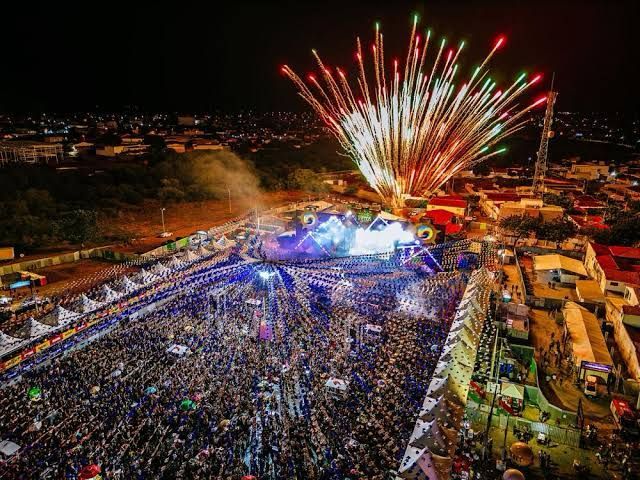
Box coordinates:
[0,0,637,113]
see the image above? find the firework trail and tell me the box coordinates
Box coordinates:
[282,15,547,207]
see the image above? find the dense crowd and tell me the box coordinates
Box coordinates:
[0,241,467,479]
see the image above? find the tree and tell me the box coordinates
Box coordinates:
[537,217,578,247]
[287,168,329,193]
[158,178,185,203]
[543,193,573,212]
[499,215,541,246]
[57,210,99,245]
[584,216,640,246]
[603,204,631,225]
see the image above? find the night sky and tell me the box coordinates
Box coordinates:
[0,0,637,113]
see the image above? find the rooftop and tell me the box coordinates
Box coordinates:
[428,196,467,208]
[533,254,588,277]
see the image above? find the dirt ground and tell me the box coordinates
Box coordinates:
[519,256,579,302]
[35,260,139,298]
[4,191,314,301]
[528,307,613,423]
[103,190,309,254]
[483,423,610,479]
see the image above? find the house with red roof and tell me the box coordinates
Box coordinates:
[426,195,467,217]
[604,285,640,381]
[569,214,608,230]
[584,242,640,294]
[420,209,464,237]
[573,195,606,213]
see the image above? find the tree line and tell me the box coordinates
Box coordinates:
[0,139,352,250]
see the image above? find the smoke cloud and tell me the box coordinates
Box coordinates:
[187,150,262,207]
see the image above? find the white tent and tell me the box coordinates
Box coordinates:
[0,331,27,356]
[100,285,121,303]
[183,250,199,263]
[39,305,80,327]
[0,440,20,458]
[167,256,183,269]
[31,318,56,336]
[136,268,158,285]
[533,254,587,277]
[166,344,191,357]
[196,244,212,258]
[119,276,140,294]
[75,294,103,314]
[325,378,348,397]
[150,262,171,277]
[215,235,236,249]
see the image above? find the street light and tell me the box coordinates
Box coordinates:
[160,208,166,235]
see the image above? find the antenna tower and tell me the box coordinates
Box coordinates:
[532,76,558,197]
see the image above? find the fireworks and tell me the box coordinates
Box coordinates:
[282,15,546,207]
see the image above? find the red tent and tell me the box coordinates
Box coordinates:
[79,464,101,479]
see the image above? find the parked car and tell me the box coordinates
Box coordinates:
[0,440,20,463]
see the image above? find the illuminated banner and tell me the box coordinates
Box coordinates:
[21,347,35,360]
[4,356,21,368]
[75,322,87,332]
[61,329,75,340]
[35,340,50,352]
[49,334,64,345]
[580,360,612,373]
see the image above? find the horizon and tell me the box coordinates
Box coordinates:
[0,0,637,114]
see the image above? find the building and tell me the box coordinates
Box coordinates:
[420,209,464,236]
[497,198,564,222]
[573,195,606,213]
[191,139,225,151]
[533,254,589,285]
[566,162,610,180]
[478,192,524,220]
[0,141,63,165]
[575,279,606,306]
[166,142,187,153]
[584,242,640,294]
[177,115,197,126]
[562,302,613,382]
[426,196,467,217]
[96,143,149,157]
[569,213,607,231]
[605,287,640,381]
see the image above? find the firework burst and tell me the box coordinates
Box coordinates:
[282,15,546,207]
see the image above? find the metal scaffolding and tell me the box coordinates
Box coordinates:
[0,141,63,166]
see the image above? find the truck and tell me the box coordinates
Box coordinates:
[610,397,640,439]
[0,247,14,261]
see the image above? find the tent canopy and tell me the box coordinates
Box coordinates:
[325,378,348,392]
[563,302,613,369]
[501,382,524,400]
[167,344,190,356]
[533,254,587,276]
[575,279,606,303]
[0,440,20,457]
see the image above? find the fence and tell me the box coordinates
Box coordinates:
[0,246,140,278]
[512,249,528,299]
[466,407,581,447]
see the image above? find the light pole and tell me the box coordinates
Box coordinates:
[160,208,166,235]
[227,186,232,214]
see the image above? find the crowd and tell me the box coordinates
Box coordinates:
[0,237,468,479]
